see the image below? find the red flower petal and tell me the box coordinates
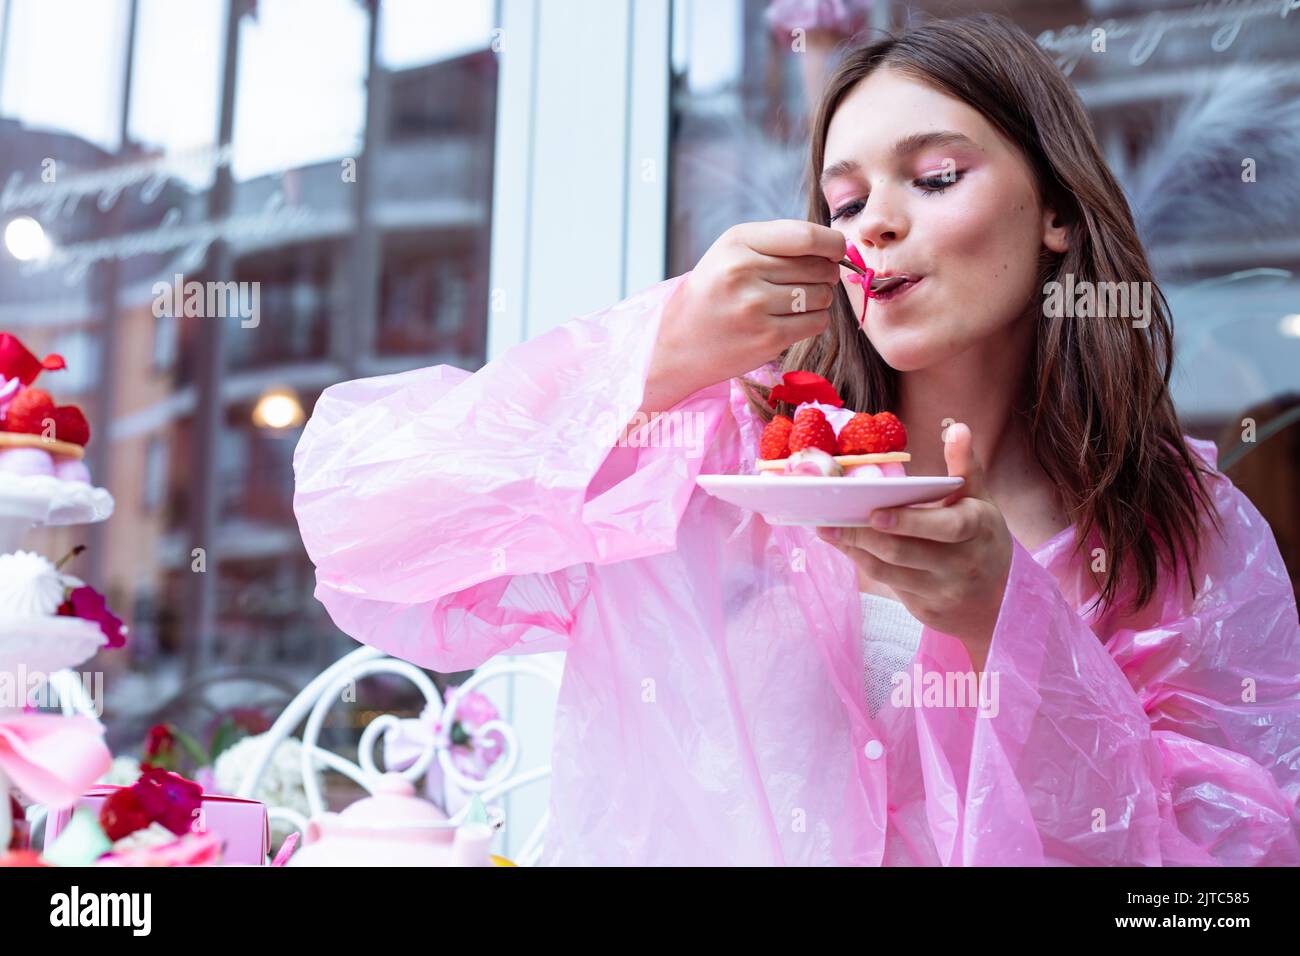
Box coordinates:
[132,768,204,836]
[767,371,843,409]
[144,724,174,759]
[857,267,874,324]
[844,243,868,272]
[100,787,151,842]
[63,585,127,649]
[843,244,875,324]
[842,243,873,325]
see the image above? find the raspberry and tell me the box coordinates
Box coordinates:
[873,411,907,452]
[836,411,908,454]
[2,388,56,436]
[836,413,888,454]
[758,414,793,460]
[52,405,90,446]
[788,407,837,455]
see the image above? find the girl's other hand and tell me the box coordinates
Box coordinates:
[817,423,1013,670]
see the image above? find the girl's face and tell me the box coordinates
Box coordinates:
[822,67,1068,372]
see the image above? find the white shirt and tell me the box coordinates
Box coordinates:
[861,592,924,719]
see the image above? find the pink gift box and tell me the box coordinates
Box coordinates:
[44,787,271,866]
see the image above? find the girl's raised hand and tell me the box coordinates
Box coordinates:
[644,220,846,411]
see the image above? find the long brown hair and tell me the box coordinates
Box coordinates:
[740,13,1218,614]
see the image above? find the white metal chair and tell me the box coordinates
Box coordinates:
[234,645,560,866]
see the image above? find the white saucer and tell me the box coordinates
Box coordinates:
[0,473,115,553]
[0,615,108,679]
[696,474,964,527]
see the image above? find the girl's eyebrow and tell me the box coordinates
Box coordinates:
[820,130,979,189]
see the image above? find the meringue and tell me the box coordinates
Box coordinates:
[0,550,67,618]
[783,448,844,476]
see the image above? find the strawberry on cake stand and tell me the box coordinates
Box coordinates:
[0,333,116,852]
[0,334,114,554]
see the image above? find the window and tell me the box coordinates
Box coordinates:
[0,0,500,708]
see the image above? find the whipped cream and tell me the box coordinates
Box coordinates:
[0,550,67,618]
[794,401,856,436]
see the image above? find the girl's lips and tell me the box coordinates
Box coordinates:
[870,276,923,305]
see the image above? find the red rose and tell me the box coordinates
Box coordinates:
[56,585,127,649]
[99,768,205,841]
[144,723,174,760]
[132,768,203,836]
[99,787,151,841]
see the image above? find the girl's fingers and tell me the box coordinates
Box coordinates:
[755,253,842,286]
[760,280,836,316]
[942,422,992,503]
[743,219,846,263]
[834,526,944,570]
[817,529,935,592]
[867,501,981,543]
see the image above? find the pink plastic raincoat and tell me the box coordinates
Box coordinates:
[293,272,1300,865]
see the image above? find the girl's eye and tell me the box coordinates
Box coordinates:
[914,170,963,194]
[829,199,864,223]
[830,170,964,220]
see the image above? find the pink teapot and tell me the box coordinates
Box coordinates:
[287,772,495,867]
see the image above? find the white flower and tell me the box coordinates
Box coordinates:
[795,401,856,436]
[110,821,175,852]
[213,733,319,843]
[0,550,66,618]
[97,755,144,787]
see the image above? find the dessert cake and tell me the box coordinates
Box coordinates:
[757,371,909,478]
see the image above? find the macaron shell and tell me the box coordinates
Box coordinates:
[842,461,907,478]
[0,446,54,476]
[53,457,92,484]
[0,431,86,459]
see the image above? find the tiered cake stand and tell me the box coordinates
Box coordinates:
[0,472,115,850]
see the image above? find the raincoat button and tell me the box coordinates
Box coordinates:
[863,739,884,760]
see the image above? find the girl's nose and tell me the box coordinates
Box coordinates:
[857,195,905,248]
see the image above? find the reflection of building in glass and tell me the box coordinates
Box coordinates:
[1,116,191,700]
[2,25,496,731]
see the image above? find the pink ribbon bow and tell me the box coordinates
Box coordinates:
[382,703,448,772]
[383,699,506,784]
[0,714,112,807]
